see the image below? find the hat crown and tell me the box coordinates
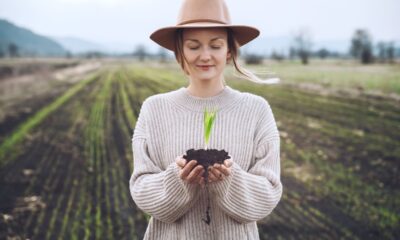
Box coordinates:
[177,0,231,25]
[150,0,260,51]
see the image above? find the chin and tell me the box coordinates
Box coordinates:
[188,68,222,82]
[197,76,216,82]
[194,72,219,82]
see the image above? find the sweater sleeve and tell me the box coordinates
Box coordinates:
[129,99,201,223]
[209,99,283,223]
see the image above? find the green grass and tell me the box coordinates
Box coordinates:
[131,62,400,238]
[238,59,400,95]
[0,60,398,239]
[0,72,99,166]
[228,73,399,238]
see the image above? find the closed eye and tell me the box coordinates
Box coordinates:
[189,46,220,50]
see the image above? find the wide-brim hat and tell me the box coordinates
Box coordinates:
[150,0,260,51]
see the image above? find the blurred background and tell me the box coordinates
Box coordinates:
[0,0,399,239]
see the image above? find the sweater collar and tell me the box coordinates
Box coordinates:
[168,85,242,113]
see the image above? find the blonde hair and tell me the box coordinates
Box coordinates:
[174,28,279,85]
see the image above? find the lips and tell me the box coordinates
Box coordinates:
[197,65,214,70]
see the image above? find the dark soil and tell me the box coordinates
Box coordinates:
[182,148,231,225]
[0,61,80,80]
[182,148,230,179]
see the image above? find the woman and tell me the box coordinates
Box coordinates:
[129,0,282,239]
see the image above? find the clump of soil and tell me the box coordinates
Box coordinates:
[183,148,230,225]
[183,148,230,180]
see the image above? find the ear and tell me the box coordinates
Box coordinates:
[226,50,232,63]
[227,49,232,59]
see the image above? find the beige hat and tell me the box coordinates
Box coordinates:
[150,0,260,51]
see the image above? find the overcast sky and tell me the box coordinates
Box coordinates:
[1,0,399,50]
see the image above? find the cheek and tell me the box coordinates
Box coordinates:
[186,56,197,66]
[183,49,197,62]
[217,49,230,62]
[217,52,229,64]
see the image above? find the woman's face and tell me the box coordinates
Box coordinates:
[182,28,231,83]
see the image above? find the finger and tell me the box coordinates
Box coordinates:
[199,176,205,185]
[180,160,197,179]
[207,167,218,182]
[186,165,204,183]
[224,159,233,168]
[217,164,231,176]
[210,166,224,181]
[195,167,205,180]
[213,163,221,174]
[199,177,205,188]
[186,166,204,183]
[176,156,186,168]
[194,170,205,185]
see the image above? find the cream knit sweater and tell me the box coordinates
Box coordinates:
[129,85,282,240]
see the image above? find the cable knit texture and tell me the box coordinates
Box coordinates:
[129,85,282,240]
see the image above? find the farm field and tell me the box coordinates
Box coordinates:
[0,59,399,240]
[0,58,102,144]
[249,59,400,96]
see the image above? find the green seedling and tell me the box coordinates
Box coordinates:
[204,106,217,150]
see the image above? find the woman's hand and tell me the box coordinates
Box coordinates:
[176,156,205,187]
[208,158,233,183]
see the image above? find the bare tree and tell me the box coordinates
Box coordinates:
[377,41,395,64]
[133,45,148,62]
[291,29,313,65]
[350,29,374,64]
[270,50,285,61]
[243,53,263,65]
[157,47,168,63]
[316,48,329,59]
[386,42,396,63]
[8,43,19,57]
[288,47,296,60]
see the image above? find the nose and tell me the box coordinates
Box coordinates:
[199,48,211,62]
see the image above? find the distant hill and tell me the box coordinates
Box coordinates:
[0,19,67,57]
[52,36,136,54]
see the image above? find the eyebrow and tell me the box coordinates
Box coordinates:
[184,37,225,43]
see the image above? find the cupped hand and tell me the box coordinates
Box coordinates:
[176,156,205,187]
[208,158,233,183]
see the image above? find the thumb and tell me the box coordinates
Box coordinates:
[224,158,233,168]
[176,155,186,168]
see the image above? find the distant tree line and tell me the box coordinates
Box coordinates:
[0,42,69,58]
[349,29,396,64]
[240,28,399,65]
[128,30,399,65]
[1,28,398,66]
[130,45,171,62]
[0,43,20,58]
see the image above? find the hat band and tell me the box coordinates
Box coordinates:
[178,19,228,26]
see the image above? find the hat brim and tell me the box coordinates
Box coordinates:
[150,23,260,51]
